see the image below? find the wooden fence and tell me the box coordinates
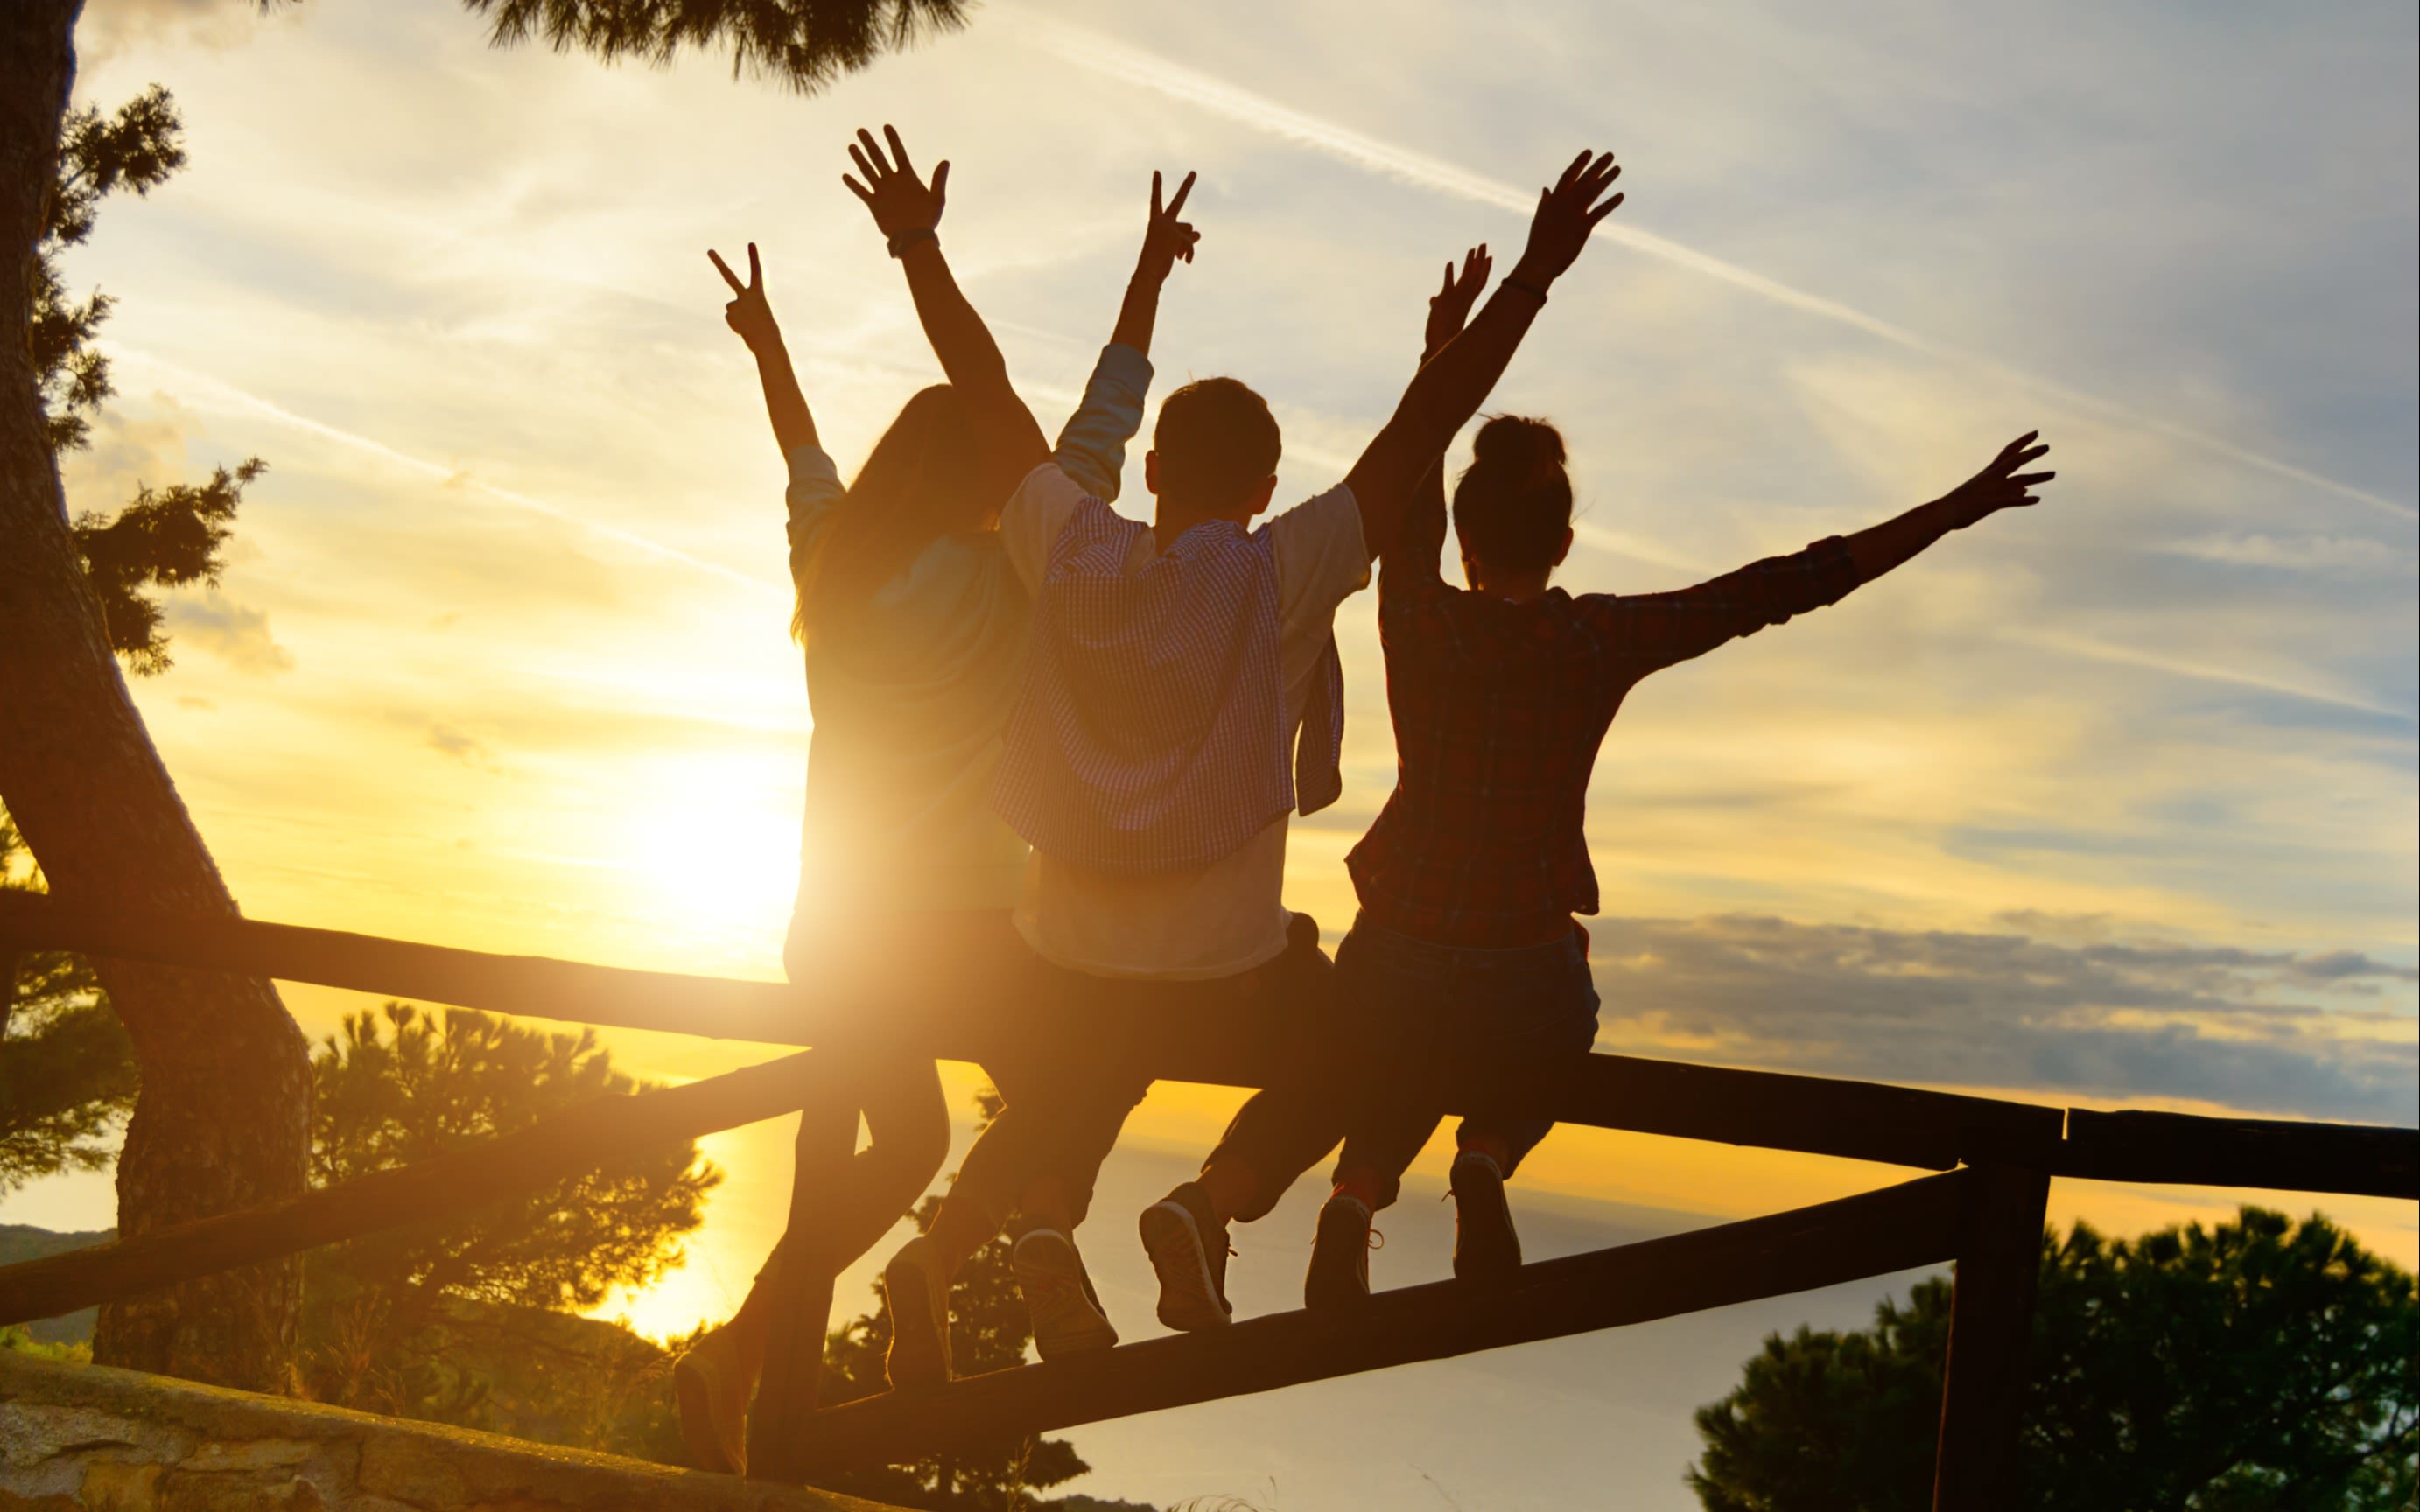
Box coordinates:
[3,892,2412,1509]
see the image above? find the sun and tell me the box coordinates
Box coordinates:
[621,750,803,961]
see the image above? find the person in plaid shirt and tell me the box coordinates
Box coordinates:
[1289,248,2058,1309]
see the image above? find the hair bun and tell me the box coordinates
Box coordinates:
[1470,414,1567,471]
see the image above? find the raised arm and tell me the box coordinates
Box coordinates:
[1841,431,2052,582]
[844,125,1048,501]
[1056,171,1202,499]
[1387,243,1494,592]
[1107,170,1201,360]
[710,242,817,458]
[1343,149,1624,559]
[1599,432,2055,676]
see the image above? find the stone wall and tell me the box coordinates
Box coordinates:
[0,1350,903,1512]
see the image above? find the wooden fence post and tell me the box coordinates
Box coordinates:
[1932,1163,2051,1511]
[746,1065,858,1484]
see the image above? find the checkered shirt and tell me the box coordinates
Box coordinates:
[1346,536,1862,947]
[995,496,1344,874]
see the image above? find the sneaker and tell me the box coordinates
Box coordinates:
[1450,1151,1522,1281]
[880,1236,954,1388]
[1304,1194,1375,1312]
[1139,1181,1234,1332]
[671,1325,748,1475]
[1013,1227,1120,1359]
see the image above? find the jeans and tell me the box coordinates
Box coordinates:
[1324,913,1599,1211]
[955,914,1336,1230]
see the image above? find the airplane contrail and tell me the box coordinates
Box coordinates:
[1015,14,2417,526]
[104,344,783,598]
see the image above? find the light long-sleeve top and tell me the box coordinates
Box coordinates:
[784,345,1153,927]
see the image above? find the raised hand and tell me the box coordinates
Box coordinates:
[843,124,949,243]
[1939,432,2055,527]
[1423,243,1493,359]
[1134,169,1202,285]
[708,242,778,354]
[1511,150,1624,287]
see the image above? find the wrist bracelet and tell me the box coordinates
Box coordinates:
[1501,276,1550,305]
[887,227,939,259]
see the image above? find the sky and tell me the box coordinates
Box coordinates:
[7,0,2417,1506]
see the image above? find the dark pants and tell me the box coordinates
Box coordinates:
[1255,913,1600,1214]
[954,914,1336,1230]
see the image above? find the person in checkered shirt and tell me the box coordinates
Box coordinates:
[1278,248,2057,1309]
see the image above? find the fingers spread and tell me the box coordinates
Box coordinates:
[883,123,914,177]
[707,248,744,293]
[848,144,878,184]
[1587,191,1625,225]
[855,128,887,175]
[843,173,874,205]
[2011,472,2056,486]
[1166,169,1196,217]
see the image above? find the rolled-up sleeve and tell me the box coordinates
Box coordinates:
[1051,343,1154,503]
[784,444,846,590]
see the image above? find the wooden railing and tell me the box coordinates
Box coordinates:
[3,891,2412,1511]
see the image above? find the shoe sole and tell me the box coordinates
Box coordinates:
[672,1354,741,1476]
[882,1254,950,1388]
[1140,1200,1232,1332]
[1453,1163,1522,1281]
[1304,1208,1371,1313]
[1014,1232,1120,1359]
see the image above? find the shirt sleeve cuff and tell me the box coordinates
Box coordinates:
[1094,341,1154,397]
[785,443,841,493]
[1806,534,1862,604]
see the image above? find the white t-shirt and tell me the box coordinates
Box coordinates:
[998,463,1371,979]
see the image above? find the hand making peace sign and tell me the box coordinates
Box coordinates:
[1134,169,1203,285]
[706,242,777,354]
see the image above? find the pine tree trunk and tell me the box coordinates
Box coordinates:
[0,0,310,1392]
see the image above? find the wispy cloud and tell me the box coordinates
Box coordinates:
[1595,913,2418,1124]
[2003,626,2414,721]
[1014,10,2417,524]
[103,343,782,598]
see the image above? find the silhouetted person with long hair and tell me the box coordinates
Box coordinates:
[1282,255,2055,1305]
[831,129,1210,1380]
[877,150,1627,1359]
[670,126,1189,1466]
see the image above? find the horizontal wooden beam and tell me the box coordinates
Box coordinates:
[794,1169,1972,1471]
[11,897,2411,1196]
[2058,1110,2417,1200]
[0,1049,822,1326]
[0,894,2064,1174]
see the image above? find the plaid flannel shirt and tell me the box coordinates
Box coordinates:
[1346,536,1862,947]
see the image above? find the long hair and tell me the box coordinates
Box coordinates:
[795,384,987,644]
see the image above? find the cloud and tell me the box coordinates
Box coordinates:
[1013,9,2416,523]
[424,721,492,766]
[1591,914,2419,1125]
[74,0,272,65]
[162,593,294,674]
[2157,534,2408,575]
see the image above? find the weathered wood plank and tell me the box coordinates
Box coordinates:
[794,1170,1972,1470]
[0,894,2065,1172]
[1932,1164,2051,1512]
[0,1050,821,1326]
[2058,1109,2417,1199]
